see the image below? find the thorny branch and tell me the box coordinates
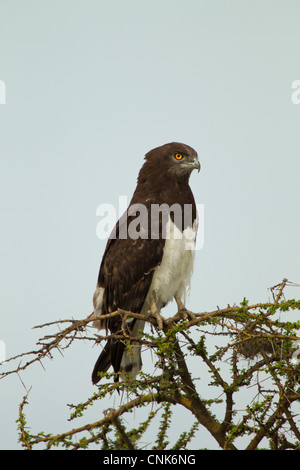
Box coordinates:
[2,299,296,381]
[2,279,300,450]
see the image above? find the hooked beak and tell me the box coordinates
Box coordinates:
[191,157,200,173]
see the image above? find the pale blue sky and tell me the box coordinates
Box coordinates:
[1,0,300,449]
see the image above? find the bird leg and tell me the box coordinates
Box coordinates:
[174,294,196,321]
[148,297,166,330]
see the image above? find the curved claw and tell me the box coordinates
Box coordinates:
[148,298,166,330]
[174,295,196,321]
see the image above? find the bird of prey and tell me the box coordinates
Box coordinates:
[91,142,200,384]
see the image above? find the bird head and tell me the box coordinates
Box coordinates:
[143,142,200,182]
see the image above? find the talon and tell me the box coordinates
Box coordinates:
[174,294,196,321]
[148,298,166,330]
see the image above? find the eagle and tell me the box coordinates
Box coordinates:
[91,142,200,385]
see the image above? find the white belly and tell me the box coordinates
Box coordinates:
[146,218,196,310]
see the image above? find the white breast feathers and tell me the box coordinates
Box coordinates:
[147,217,196,310]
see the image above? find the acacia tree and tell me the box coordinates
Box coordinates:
[2,279,300,450]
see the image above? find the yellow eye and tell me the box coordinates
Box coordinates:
[175,153,183,160]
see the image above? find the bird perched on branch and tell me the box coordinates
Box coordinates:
[91,142,200,384]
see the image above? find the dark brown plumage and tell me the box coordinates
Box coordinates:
[91,142,200,384]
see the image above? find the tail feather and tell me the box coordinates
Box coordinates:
[91,340,112,384]
[91,319,145,385]
[91,338,127,384]
[120,344,142,381]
